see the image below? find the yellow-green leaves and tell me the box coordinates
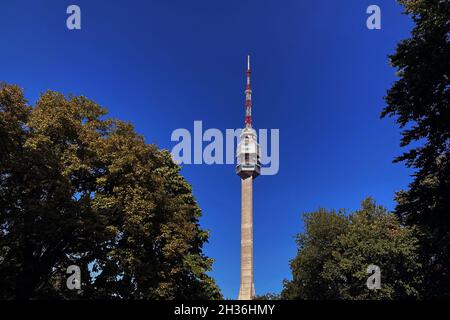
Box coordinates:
[0,83,221,300]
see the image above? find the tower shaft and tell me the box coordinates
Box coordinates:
[238,176,255,300]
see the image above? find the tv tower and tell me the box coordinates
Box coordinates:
[236,55,261,300]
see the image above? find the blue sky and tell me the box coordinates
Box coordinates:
[1,1,414,298]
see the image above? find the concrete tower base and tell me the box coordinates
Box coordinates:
[238,176,255,300]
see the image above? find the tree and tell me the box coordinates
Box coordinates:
[0,83,222,299]
[382,0,450,298]
[321,198,422,299]
[281,208,349,300]
[281,198,422,300]
[253,293,280,300]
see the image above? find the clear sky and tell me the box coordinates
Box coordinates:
[1,0,414,299]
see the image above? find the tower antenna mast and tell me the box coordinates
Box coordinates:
[245,55,252,128]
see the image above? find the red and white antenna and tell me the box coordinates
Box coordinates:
[245,55,252,128]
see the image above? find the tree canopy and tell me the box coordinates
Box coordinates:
[281,198,422,300]
[0,83,222,299]
[382,0,450,298]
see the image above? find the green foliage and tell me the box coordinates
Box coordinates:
[253,292,280,300]
[382,0,450,298]
[281,208,348,300]
[0,83,222,299]
[281,198,422,300]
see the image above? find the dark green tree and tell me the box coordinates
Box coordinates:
[281,198,422,300]
[382,0,450,298]
[321,198,422,299]
[281,208,349,300]
[253,293,280,300]
[0,83,222,300]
